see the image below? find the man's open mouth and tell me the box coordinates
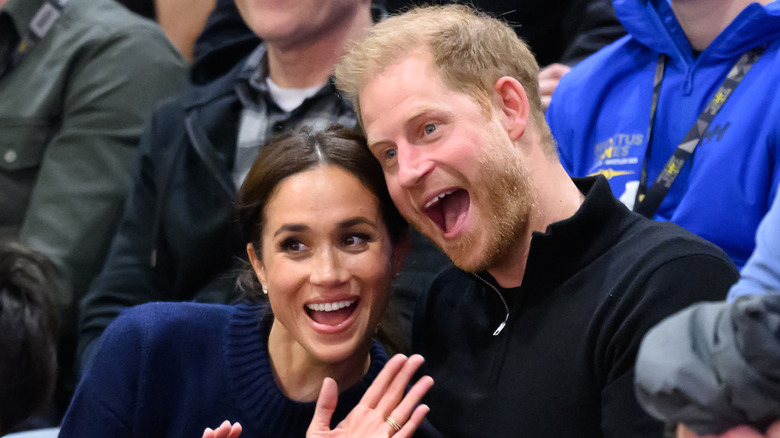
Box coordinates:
[305,298,358,326]
[422,188,470,234]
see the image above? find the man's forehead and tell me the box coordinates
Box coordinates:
[359,52,440,111]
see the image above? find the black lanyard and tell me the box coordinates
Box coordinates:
[9,0,69,68]
[633,47,765,218]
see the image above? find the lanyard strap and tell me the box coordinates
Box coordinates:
[10,0,69,68]
[633,47,765,218]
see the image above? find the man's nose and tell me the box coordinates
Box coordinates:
[396,144,433,188]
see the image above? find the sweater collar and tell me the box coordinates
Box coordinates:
[225,303,388,436]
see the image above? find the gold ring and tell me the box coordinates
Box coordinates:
[385,416,402,432]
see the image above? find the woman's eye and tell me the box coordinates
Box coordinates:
[424,123,437,135]
[280,238,307,253]
[343,234,369,250]
[385,149,397,160]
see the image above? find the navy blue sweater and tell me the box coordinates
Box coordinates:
[60,302,388,437]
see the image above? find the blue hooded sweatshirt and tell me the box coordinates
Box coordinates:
[547,0,780,268]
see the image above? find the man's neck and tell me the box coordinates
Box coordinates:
[487,149,586,289]
[265,4,372,89]
[671,0,769,51]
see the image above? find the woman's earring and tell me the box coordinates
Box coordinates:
[262,285,268,295]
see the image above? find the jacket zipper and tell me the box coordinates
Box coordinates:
[473,273,509,336]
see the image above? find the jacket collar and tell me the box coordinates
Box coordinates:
[3,0,46,39]
[181,45,255,111]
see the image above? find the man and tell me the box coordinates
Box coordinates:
[334,5,739,436]
[0,0,186,418]
[77,0,449,371]
[546,0,780,270]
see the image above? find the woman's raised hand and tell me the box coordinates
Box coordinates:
[307,354,434,438]
[202,420,242,438]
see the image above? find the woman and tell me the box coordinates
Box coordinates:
[59,127,432,438]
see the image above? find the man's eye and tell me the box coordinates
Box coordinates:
[424,124,437,135]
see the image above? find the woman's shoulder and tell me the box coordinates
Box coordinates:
[105,302,267,348]
[116,302,235,327]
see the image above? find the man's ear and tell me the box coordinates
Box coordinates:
[247,243,267,286]
[492,76,530,141]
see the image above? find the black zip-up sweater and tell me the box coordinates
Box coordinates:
[413,176,739,438]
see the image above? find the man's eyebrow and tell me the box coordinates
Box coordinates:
[367,139,393,151]
[272,224,309,237]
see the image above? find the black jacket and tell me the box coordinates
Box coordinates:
[77,58,249,369]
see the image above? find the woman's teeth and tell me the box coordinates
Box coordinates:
[306,299,356,312]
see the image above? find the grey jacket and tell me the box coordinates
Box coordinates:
[635,294,780,435]
[0,0,186,324]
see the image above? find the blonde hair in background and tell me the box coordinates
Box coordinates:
[335,4,556,151]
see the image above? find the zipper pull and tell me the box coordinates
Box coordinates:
[493,321,506,336]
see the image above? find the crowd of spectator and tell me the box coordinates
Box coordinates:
[0,0,777,436]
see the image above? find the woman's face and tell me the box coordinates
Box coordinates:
[250,164,402,365]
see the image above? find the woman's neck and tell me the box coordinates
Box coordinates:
[267,321,371,402]
[671,0,768,51]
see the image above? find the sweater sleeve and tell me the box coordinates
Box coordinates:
[60,308,150,437]
[728,188,780,299]
[599,252,739,438]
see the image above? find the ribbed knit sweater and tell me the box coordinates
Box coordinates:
[60,302,388,438]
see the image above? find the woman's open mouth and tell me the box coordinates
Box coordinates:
[305,298,358,326]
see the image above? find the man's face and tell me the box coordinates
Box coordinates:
[360,51,535,272]
[235,0,362,49]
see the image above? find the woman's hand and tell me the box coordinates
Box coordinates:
[202,420,242,438]
[307,354,434,438]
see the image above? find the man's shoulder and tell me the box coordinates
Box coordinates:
[64,0,171,40]
[621,216,735,265]
[52,0,185,68]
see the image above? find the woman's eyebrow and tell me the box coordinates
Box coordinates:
[272,223,310,237]
[338,217,377,229]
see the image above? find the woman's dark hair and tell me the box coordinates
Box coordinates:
[0,242,59,435]
[235,126,408,298]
